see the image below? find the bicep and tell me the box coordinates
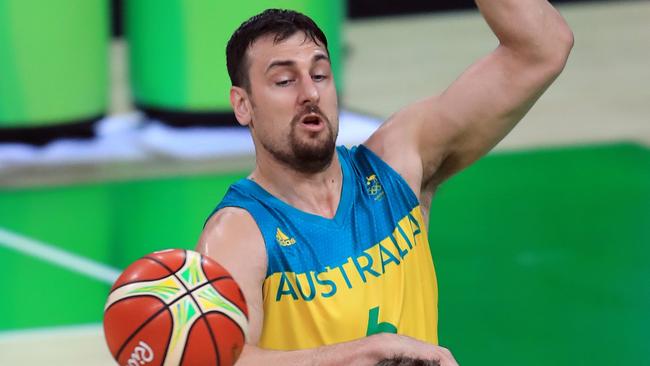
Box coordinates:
[196,208,267,345]
[367,45,567,192]
[430,46,561,171]
[427,44,571,182]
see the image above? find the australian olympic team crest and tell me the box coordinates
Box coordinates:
[365,174,385,201]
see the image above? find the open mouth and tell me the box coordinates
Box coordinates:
[300,114,323,126]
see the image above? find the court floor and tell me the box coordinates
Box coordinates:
[1,1,649,365]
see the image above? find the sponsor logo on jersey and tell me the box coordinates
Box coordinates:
[365,174,385,201]
[276,228,297,247]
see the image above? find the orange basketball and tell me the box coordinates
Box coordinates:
[103,249,248,366]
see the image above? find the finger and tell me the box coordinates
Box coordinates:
[436,346,459,366]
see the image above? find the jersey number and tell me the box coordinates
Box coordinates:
[366,306,397,336]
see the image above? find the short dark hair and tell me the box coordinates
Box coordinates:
[226,9,330,91]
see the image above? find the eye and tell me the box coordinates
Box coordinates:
[312,74,328,82]
[275,79,294,87]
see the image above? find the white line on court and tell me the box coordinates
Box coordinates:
[0,323,103,342]
[0,227,120,285]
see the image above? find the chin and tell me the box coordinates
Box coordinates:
[290,140,336,173]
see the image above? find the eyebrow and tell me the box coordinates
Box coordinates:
[265,53,330,74]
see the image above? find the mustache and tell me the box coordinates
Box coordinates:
[291,104,329,125]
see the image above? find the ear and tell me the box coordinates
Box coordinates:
[230,86,252,127]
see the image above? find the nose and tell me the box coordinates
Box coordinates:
[297,76,319,106]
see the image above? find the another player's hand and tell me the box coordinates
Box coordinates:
[376,356,440,366]
[369,333,459,366]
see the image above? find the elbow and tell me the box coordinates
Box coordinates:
[561,24,576,53]
[523,25,574,79]
[511,19,574,77]
[544,22,575,76]
[554,25,575,69]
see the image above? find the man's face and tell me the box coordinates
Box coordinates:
[233,32,339,173]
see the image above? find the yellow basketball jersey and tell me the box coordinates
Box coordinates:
[212,145,438,350]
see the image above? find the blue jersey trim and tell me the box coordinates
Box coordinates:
[206,145,422,276]
[236,146,354,229]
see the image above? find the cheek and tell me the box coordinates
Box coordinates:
[322,88,339,115]
[322,83,338,104]
[259,89,296,115]
[251,104,292,136]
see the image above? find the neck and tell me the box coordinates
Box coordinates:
[250,150,342,219]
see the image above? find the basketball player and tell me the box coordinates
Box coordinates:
[197,1,573,365]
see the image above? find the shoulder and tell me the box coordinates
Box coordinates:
[197,207,267,279]
[197,208,267,344]
[204,206,258,237]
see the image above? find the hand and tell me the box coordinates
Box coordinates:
[376,356,440,366]
[370,333,459,366]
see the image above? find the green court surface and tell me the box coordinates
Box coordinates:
[0,143,648,365]
[431,143,650,365]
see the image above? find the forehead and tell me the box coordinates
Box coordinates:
[246,32,328,68]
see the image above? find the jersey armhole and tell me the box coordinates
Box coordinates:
[356,144,420,206]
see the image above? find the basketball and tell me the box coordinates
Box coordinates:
[103,249,248,366]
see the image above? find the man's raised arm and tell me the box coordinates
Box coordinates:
[365,0,574,197]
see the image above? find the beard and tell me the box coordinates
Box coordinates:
[260,104,337,174]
